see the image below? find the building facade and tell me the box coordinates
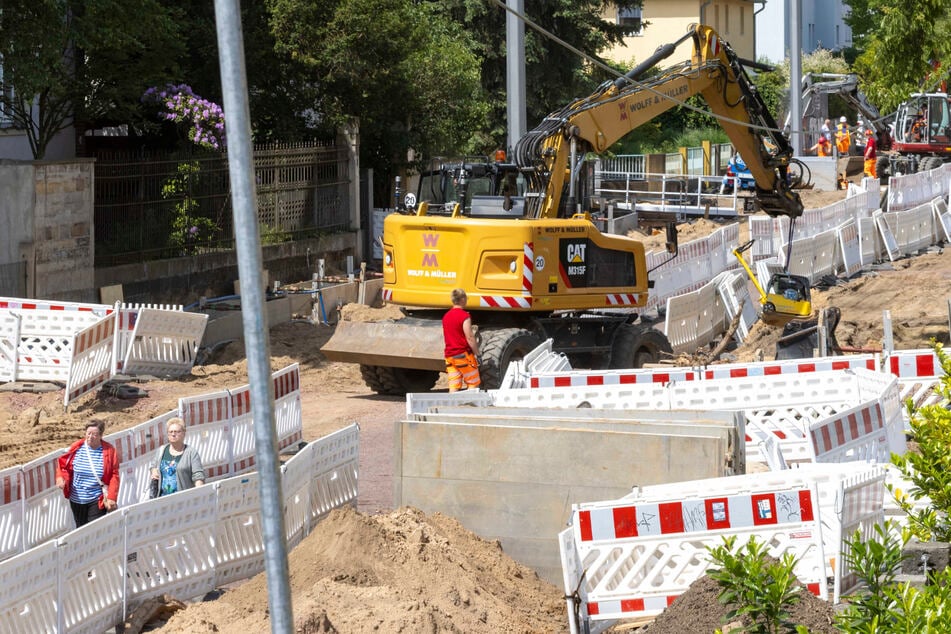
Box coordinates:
[755,0,853,63]
[601,1,762,66]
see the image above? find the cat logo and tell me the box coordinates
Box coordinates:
[565,241,586,277]
[567,243,586,264]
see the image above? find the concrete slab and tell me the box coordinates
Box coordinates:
[395,416,739,585]
[0,381,62,393]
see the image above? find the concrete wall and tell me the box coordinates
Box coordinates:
[396,410,744,584]
[0,161,36,269]
[95,232,359,305]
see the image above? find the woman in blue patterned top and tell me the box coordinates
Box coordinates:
[56,420,120,527]
[149,417,205,497]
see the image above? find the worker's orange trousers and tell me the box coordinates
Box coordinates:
[445,352,481,391]
[864,158,876,178]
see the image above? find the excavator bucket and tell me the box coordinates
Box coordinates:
[320,317,446,372]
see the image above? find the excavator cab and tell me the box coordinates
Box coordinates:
[733,240,812,327]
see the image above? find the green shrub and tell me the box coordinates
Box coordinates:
[707,536,807,633]
[889,342,951,542]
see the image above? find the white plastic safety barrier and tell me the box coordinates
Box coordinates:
[715,270,757,342]
[0,423,357,634]
[0,365,304,565]
[663,278,727,353]
[120,308,207,376]
[0,465,23,561]
[0,297,205,396]
[884,203,935,256]
[0,313,21,382]
[179,389,235,479]
[887,163,951,212]
[836,218,863,277]
[63,311,118,406]
[112,303,183,374]
[872,210,901,261]
[494,368,904,467]
[20,451,72,552]
[646,225,740,311]
[525,354,876,389]
[561,474,826,632]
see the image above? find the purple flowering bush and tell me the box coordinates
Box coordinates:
[142,84,226,150]
[144,84,224,253]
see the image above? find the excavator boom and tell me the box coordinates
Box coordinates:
[515,24,802,220]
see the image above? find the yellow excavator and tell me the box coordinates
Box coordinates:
[322,24,805,394]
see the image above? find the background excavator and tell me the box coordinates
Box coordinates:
[322,24,805,394]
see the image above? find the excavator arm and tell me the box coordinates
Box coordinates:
[515,24,803,220]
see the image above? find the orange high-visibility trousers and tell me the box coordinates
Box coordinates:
[445,352,481,391]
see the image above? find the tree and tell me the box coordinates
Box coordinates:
[432,0,644,151]
[0,0,183,159]
[845,0,951,112]
[267,0,488,176]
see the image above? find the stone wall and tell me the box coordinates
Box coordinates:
[0,159,96,302]
[33,161,96,301]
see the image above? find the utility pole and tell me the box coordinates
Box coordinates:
[506,0,527,154]
[789,0,803,155]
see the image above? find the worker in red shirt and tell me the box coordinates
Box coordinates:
[810,135,831,157]
[863,129,877,178]
[442,288,481,392]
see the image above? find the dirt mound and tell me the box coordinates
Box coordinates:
[340,302,404,322]
[155,506,567,633]
[639,575,838,633]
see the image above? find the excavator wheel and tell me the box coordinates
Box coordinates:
[609,324,673,369]
[478,328,543,390]
[875,156,890,180]
[919,156,943,172]
[358,365,440,396]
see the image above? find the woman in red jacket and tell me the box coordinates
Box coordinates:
[56,420,120,527]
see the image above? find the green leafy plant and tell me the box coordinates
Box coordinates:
[162,161,219,254]
[259,223,292,245]
[889,342,951,542]
[835,523,951,632]
[835,522,906,631]
[707,536,806,633]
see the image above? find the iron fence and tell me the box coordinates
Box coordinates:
[93,141,349,266]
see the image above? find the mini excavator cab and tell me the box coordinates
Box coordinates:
[733,240,812,327]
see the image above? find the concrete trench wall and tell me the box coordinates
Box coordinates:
[395,409,744,584]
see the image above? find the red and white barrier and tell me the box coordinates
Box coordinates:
[63,311,117,406]
[0,424,357,634]
[883,348,945,416]
[0,365,304,566]
[562,475,826,630]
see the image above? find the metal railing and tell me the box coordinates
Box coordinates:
[595,172,739,218]
[92,141,350,266]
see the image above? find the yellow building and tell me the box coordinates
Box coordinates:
[603,1,761,66]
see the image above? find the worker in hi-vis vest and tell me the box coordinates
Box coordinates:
[835,116,851,155]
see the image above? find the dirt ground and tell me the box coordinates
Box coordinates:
[2,184,948,632]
